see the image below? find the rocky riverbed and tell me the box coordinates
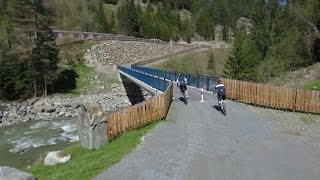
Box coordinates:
[0,83,151,128]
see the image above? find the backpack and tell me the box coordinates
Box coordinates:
[216,84,225,95]
[179,77,186,86]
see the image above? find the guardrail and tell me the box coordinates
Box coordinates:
[131,65,219,91]
[52,30,199,48]
[106,81,173,142]
[118,66,169,92]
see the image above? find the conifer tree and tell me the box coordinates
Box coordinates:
[97,0,109,33]
[207,52,216,75]
[27,0,59,97]
[224,30,262,81]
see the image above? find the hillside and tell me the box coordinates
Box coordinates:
[269,63,320,90]
[147,42,231,77]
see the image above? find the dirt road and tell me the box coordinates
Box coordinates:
[95,86,320,180]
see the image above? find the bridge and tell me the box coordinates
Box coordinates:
[93,65,320,180]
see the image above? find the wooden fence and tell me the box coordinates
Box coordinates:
[106,82,173,142]
[222,78,320,113]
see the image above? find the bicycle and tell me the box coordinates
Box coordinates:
[181,86,188,104]
[219,99,226,116]
[214,90,226,115]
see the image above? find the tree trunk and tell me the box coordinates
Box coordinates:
[6,28,12,49]
[44,76,47,97]
[34,78,37,97]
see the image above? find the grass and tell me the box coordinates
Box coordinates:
[56,40,119,95]
[72,62,119,94]
[27,121,160,180]
[300,115,315,125]
[72,62,96,94]
[302,79,320,91]
[149,48,229,76]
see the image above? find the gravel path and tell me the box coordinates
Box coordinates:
[95,86,320,180]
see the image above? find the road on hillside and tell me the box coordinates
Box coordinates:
[95,86,320,180]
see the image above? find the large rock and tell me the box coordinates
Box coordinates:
[9,147,24,155]
[77,102,109,149]
[0,166,35,180]
[42,105,55,113]
[44,151,71,166]
[18,105,27,116]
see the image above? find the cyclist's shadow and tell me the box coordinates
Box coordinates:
[178,97,188,105]
[212,105,221,112]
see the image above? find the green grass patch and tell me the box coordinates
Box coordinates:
[27,121,160,180]
[55,41,119,95]
[72,62,96,94]
[300,115,315,125]
[71,62,119,95]
[59,41,102,66]
[302,79,320,91]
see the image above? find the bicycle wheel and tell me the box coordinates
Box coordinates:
[222,102,226,115]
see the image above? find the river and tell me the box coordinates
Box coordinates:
[0,118,79,170]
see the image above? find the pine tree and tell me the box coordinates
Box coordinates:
[207,52,216,75]
[224,30,262,81]
[97,0,109,33]
[117,0,140,36]
[27,0,59,97]
[195,8,215,40]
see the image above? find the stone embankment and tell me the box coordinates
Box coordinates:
[84,40,196,66]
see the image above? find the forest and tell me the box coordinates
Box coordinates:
[0,0,319,100]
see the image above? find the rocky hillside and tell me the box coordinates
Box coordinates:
[84,41,198,66]
[269,63,320,90]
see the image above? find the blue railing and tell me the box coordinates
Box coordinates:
[131,65,218,91]
[118,66,169,92]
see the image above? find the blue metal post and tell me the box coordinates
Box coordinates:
[158,76,160,90]
[206,77,209,91]
[198,74,200,88]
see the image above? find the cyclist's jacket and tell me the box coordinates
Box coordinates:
[215,83,225,96]
[177,76,187,86]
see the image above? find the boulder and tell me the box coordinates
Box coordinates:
[18,105,27,116]
[42,105,55,113]
[9,147,24,155]
[0,166,35,180]
[71,104,80,109]
[53,101,62,107]
[44,151,71,166]
[77,102,109,149]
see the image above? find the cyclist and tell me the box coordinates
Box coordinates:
[214,79,225,107]
[176,74,189,100]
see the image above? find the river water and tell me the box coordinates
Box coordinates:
[0,118,79,169]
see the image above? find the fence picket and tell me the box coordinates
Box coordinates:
[147,100,151,124]
[315,91,320,112]
[107,115,111,142]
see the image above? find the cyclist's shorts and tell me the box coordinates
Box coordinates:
[180,84,187,92]
[218,95,225,101]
